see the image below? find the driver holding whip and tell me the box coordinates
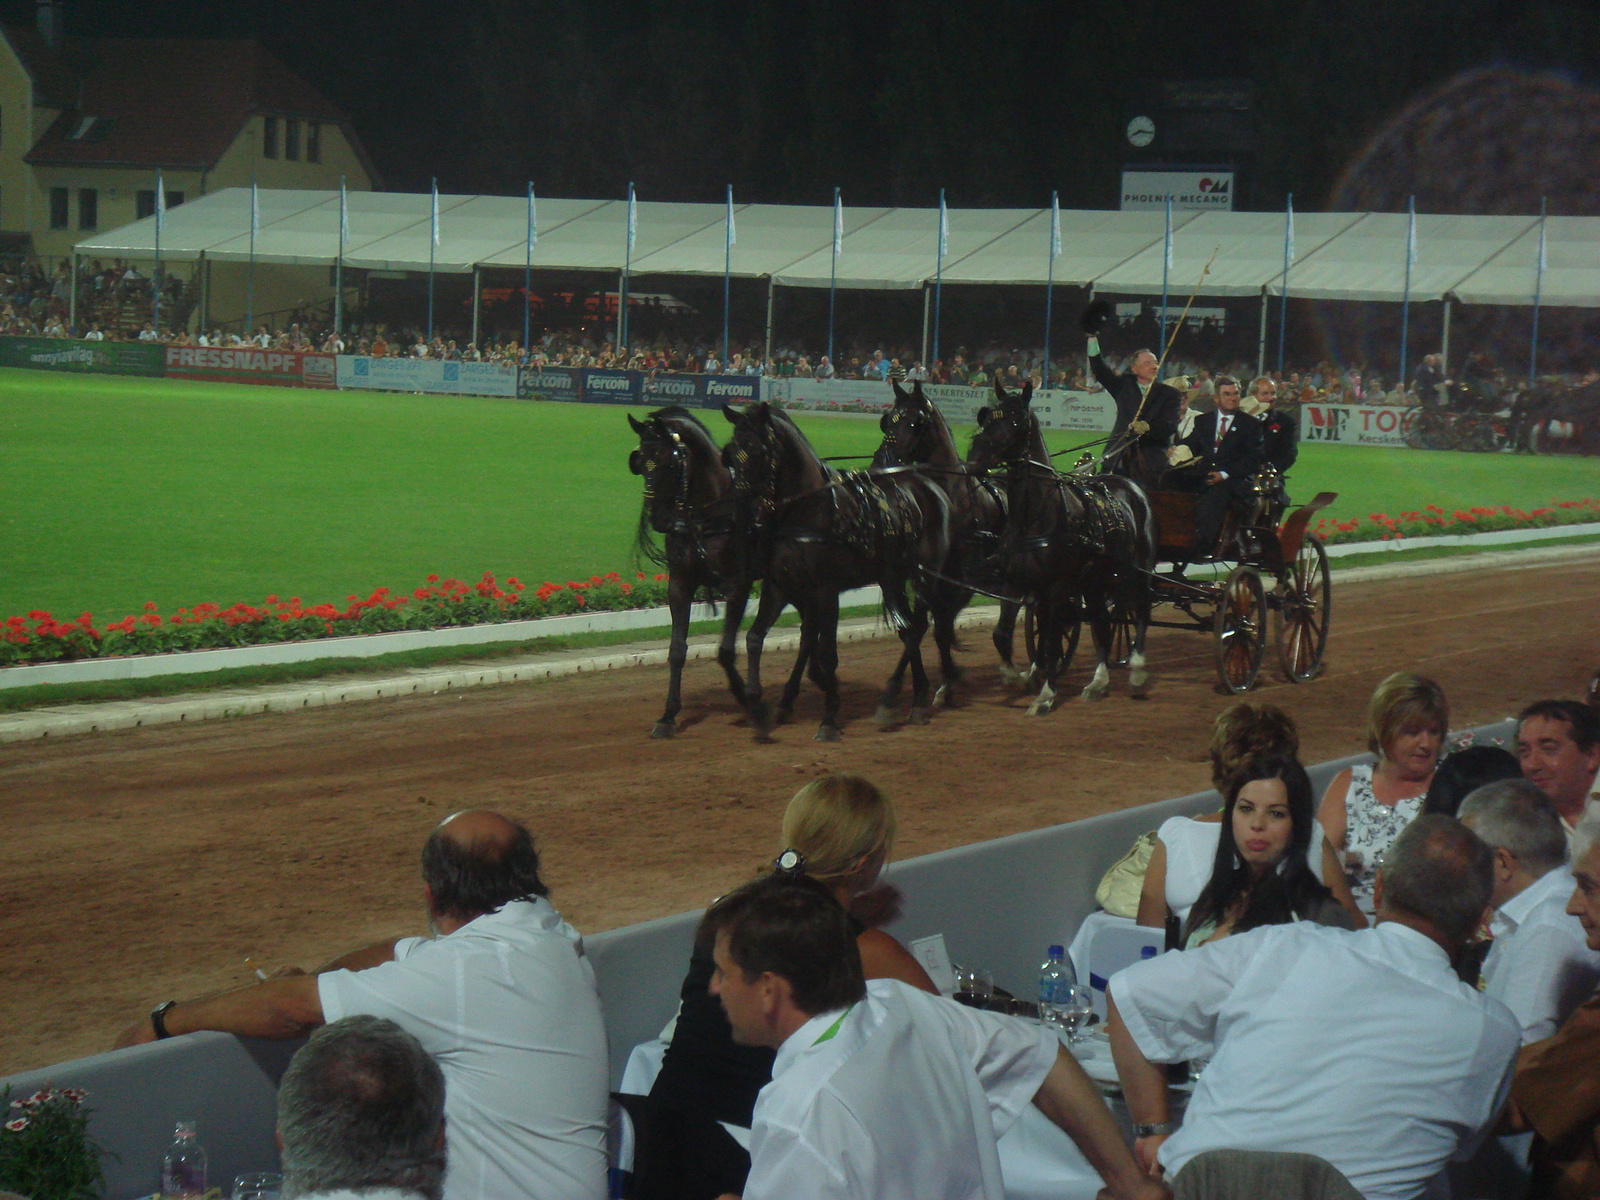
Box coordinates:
[1082,300,1181,489]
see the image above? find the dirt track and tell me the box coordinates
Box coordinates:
[2,557,1597,1075]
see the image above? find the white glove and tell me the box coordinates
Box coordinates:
[1130,419,1149,435]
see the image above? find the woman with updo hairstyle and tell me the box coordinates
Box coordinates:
[1318,671,1448,917]
[633,775,933,1200]
[1139,703,1359,936]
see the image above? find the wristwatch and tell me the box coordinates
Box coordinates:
[1132,1122,1174,1138]
[150,999,178,1040]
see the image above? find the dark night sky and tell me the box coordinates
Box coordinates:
[8,0,1600,211]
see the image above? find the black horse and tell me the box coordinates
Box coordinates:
[627,406,786,738]
[968,381,1157,714]
[722,401,952,741]
[870,379,1026,706]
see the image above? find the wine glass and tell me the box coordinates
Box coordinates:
[1061,983,1094,1043]
[952,965,994,1008]
[232,1173,283,1200]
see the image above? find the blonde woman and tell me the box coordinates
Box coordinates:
[1317,671,1448,917]
[635,775,932,1200]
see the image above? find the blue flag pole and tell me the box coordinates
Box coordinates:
[932,188,946,369]
[1400,196,1415,386]
[828,187,840,368]
[525,182,535,362]
[723,184,733,367]
[153,170,164,332]
[1159,194,1172,355]
[1276,193,1293,374]
[336,176,347,337]
[622,182,636,355]
[1043,191,1058,386]
[1530,196,1547,382]
[427,177,438,342]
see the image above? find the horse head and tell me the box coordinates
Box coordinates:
[628,406,727,536]
[722,401,826,508]
[968,379,1038,470]
[874,379,951,469]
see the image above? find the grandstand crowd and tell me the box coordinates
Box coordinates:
[104,680,1600,1200]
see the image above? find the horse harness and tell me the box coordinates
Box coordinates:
[1005,458,1133,560]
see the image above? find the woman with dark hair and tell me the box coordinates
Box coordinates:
[1184,755,1364,947]
[1422,743,1522,817]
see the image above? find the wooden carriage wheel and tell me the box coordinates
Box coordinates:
[1276,536,1332,682]
[1213,565,1266,694]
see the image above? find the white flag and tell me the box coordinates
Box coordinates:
[627,183,637,252]
[250,175,259,237]
[155,171,166,237]
[1285,194,1295,265]
[938,192,948,259]
[430,179,440,247]
[1050,192,1061,259]
[339,177,349,245]
[726,185,736,246]
[833,190,843,256]
[1406,198,1417,268]
[527,183,538,248]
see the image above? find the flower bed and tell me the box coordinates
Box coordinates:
[1310,498,1600,545]
[0,571,671,667]
[4,498,1598,668]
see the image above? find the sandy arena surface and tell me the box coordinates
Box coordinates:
[2,557,1597,1075]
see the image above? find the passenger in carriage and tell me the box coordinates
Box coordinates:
[1172,374,1262,557]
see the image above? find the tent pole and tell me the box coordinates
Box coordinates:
[198,252,208,332]
[764,276,774,364]
[616,270,625,351]
[1441,298,1452,376]
[69,251,78,331]
[1256,290,1268,379]
[471,265,481,350]
[920,284,930,369]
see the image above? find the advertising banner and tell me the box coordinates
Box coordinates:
[517,365,582,402]
[924,385,1117,433]
[639,371,702,407]
[767,376,895,415]
[1300,402,1416,448]
[697,374,761,407]
[0,336,164,377]
[1120,169,1234,211]
[337,356,519,397]
[166,346,336,388]
[579,368,643,405]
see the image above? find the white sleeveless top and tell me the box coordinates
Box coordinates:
[1341,763,1426,917]
[1159,814,1329,928]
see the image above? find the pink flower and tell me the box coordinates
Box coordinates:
[4,1116,27,1132]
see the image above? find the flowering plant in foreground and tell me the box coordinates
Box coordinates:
[0,571,671,667]
[0,1085,110,1200]
[1309,498,1600,545]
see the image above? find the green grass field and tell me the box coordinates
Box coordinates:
[3,368,1597,622]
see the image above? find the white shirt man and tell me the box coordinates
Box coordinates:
[1109,816,1520,1200]
[1516,702,1600,851]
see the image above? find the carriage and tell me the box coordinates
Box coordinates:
[1027,465,1336,696]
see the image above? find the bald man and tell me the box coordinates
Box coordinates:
[115,812,610,1200]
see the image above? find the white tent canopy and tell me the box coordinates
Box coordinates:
[74,187,1600,306]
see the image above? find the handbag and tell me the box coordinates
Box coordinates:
[1095,829,1158,919]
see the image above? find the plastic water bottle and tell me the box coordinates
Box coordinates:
[161,1120,207,1199]
[1038,944,1074,1030]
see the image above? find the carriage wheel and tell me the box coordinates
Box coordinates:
[1213,565,1266,694]
[1276,536,1332,683]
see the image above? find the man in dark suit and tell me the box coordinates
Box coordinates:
[1177,375,1262,555]
[1088,334,1181,489]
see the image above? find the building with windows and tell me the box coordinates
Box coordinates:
[0,12,377,330]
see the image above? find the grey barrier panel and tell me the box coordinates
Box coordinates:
[1,723,1513,1196]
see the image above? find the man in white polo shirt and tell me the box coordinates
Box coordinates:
[701,872,1167,1200]
[1459,779,1600,1043]
[1517,700,1600,851]
[115,811,609,1200]
[1107,814,1520,1200]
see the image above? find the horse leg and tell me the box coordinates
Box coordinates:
[1127,575,1153,699]
[874,625,915,728]
[993,600,1030,687]
[743,587,783,735]
[931,597,964,708]
[1080,588,1113,702]
[1026,597,1061,716]
[651,576,694,738]
[809,592,844,742]
[903,597,934,725]
[777,631,812,727]
[713,582,752,711]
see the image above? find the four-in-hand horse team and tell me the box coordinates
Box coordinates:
[628,303,1336,742]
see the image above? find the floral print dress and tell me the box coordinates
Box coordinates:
[1343,763,1425,916]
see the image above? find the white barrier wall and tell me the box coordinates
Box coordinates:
[336,355,520,397]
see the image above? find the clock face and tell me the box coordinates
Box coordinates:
[1126,115,1156,148]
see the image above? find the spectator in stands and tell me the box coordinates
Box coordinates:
[1459,780,1600,1042]
[1503,814,1600,1198]
[703,872,1166,1200]
[113,810,610,1200]
[1109,814,1520,1198]
[277,1015,446,1200]
[1319,671,1448,917]
[1422,743,1522,817]
[83,323,104,341]
[634,775,935,1200]
[866,349,889,380]
[1517,700,1600,848]
[815,355,835,379]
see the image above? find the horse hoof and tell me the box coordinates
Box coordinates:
[997,666,1023,687]
[1081,686,1109,703]
[873,705,896,728]
[814,725,842,743]
[908,707,931,726]
[650,721,676,739]
[1026,699,1055,717]
[933,685,951,708]
[1129,677,1151,700]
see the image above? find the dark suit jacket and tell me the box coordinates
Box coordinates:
[1090,353,1181,450]
[1260,408,1299,472]
[1182,409,1263,481]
